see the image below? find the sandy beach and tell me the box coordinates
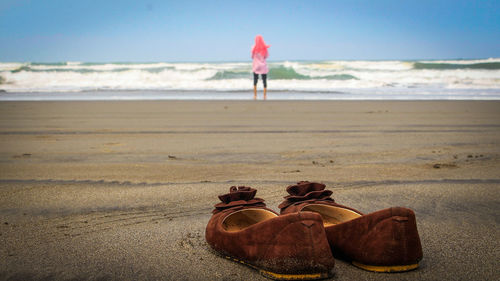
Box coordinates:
[0,100,499,281]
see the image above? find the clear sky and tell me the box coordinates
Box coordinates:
[0,0,499,62]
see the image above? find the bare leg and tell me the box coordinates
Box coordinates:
[263,87,267,100]
[254,85,257,100]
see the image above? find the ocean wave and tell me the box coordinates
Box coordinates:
[0,59,499,94]
[413,61,500,70]
[208,66,359,80]
[208,70,249,80]
[11,66,32,73]
[10,65,176,74]
[321,60,414,71]
[30,62,72,66]
[269,66,359,80]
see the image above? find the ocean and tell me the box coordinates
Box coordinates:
[0,59,499,100]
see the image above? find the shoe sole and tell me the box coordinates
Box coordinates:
[224,255,331,280]
[352,261,419,273]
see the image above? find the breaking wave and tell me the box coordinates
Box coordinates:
[0,59,499,97]
[413,61,500,70]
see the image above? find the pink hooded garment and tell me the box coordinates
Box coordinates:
[251,35,270,74]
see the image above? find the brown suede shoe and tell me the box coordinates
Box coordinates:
[279,181,423,273]
[206,186,335,280]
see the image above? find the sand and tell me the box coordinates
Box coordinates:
[0,100,499,280]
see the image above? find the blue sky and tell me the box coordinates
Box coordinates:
[0,0,499,62]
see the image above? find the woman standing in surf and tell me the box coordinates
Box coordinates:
[251,35,270,100]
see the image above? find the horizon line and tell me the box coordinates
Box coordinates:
[1,57,499,64]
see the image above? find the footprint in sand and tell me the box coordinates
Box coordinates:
[433,163,458,169]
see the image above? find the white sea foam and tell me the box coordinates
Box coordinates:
[418,58,500,64]
[0,59,499,99]
[0,62,26,71]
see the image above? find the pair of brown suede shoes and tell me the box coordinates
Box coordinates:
[205,181,423,280]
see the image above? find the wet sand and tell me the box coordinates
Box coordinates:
[0,100,499,280]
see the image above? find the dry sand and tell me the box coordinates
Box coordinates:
[0,100,499,281]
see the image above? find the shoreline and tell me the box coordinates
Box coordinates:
[2,89,500,101]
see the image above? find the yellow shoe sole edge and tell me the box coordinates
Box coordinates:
[352,261,419,273]
[260,269,329,280]
[224,255,331,280]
